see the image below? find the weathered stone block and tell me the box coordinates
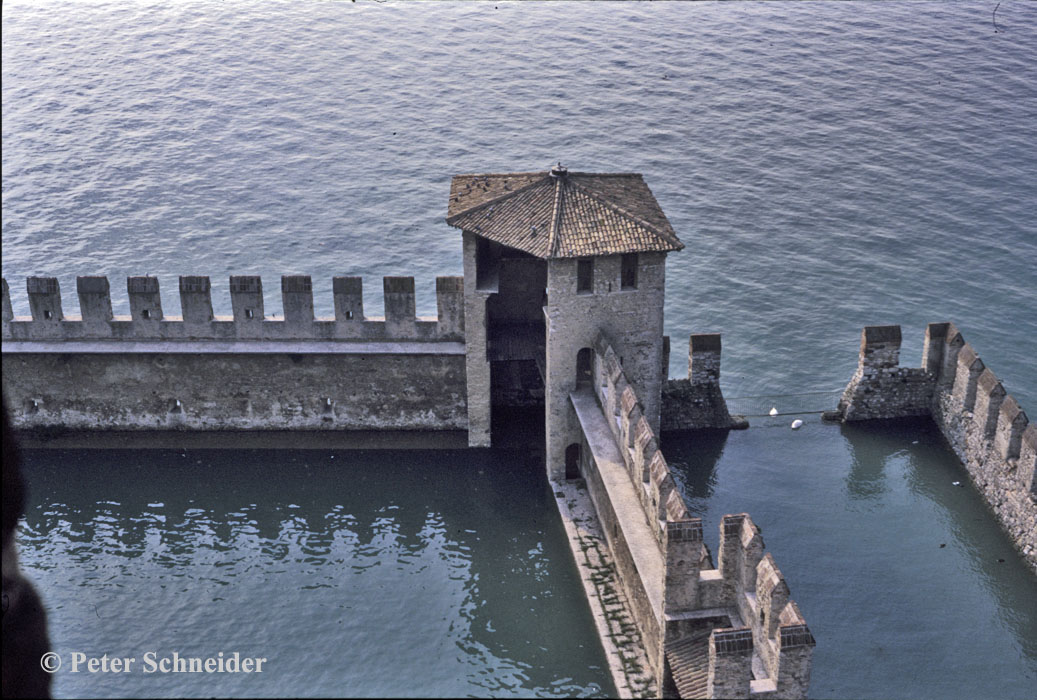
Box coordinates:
[994,395,1028,461]
[76,276,113,324]
[27,277,63,323]
[435,276,464,337]
[708,628,753,699]
[1,278,13,326]
[922,321,949,375]
[939,323,965,388]
[178,276,213,325]
[129,276,165,322]
[973,368,1006,440]
[950,343,984,413]
[229,275,263,326]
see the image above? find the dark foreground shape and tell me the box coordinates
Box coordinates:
[2,398,52,699]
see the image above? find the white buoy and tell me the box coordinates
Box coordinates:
[769,407,778,416]
[791,419,803,430]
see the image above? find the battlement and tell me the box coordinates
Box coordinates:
[835,323,1036,574]
[835,325,935,421]
[841,323,1033,478]
[584,334,813,698]
[2,274,464,343]
[661,333,740,431]
[920,322,1030,468]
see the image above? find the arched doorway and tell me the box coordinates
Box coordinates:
[565,443,581,480]
[576,347,593,388]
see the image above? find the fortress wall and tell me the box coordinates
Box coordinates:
[924,322,1036,572]
[2,275,468,434]
[836,325,935,421]
[574,423,665,683]
[2,275,465,342]
[661,333,737,431]
[836,322,1036,574]
[576,337,814,697]
[3,351,467,432]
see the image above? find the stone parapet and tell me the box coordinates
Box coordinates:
[2,274,466,343]
[3,349,467,433]
[835,325,935,421]
[661,333,740,431]
[834,322,1036,575]
[578,336,813,697]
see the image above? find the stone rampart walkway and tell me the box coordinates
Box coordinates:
[551,479,656,699]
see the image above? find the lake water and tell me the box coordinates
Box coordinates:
[3,1,1036,698]
[664,419,1037,699]
[19,446,614,698]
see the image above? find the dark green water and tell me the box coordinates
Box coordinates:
[22,418,1037,696]
[18,417,1037,698]
[664,417,1037,699]
[17,447,614,698]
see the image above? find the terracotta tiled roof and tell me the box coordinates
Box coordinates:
[446,167,684,259]
[666,630,711,699]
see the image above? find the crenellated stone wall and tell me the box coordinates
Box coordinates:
[3,274,464,342]
[661,333,743,431]
[568,333,814,698]
[835,326,934,421]
[923,323,1036,573]
[2,275,468,433]
[832,322,1036,575]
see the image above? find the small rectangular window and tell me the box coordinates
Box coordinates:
[345,310,353,320]
[141,309,151,319]
[244,308,254,319]
[43,310,52,320]
[577,258,593,294]
[621,253,638,290]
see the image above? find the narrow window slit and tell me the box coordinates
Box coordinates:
[577,258,593,294]
[621,253,638,289]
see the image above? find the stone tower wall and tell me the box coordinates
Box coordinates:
[461,232,493,446]
[544,252,667,482]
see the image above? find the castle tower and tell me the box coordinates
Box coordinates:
[447,165,684,479]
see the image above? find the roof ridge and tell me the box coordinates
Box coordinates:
[567,172,644,178]
[549,176,564,257]
[444,175,551,224]
[567,178,683,248]
[452,171,550,178]
[453,171,643,179]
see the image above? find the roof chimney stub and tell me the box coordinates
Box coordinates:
[550,162,568,178]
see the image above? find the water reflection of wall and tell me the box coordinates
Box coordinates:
[839,420,1037,662]
[838,419,935,503]
[834,323,1036,574]
[660,430,728,514]
[18,448,613,698]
